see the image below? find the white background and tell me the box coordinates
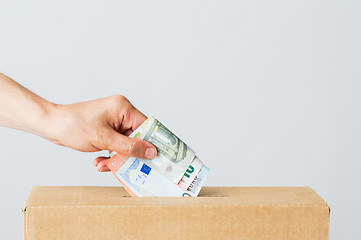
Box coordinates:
[0,0,360,239]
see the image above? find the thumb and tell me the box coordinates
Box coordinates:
[105,131,157,159]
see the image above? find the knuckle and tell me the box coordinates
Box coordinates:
[109,95,134,113]
[112,94,129,104]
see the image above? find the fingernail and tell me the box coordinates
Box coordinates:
[145,148,156,159]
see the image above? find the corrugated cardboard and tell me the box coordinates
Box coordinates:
[22,186,329,240]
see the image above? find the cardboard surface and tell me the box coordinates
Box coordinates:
[23,186,330,240]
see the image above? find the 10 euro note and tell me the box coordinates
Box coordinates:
[106,116,210,197]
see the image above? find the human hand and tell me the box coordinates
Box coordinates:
[45,95,157,172]
[0,74,155,172]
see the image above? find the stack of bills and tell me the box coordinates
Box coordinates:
[106,116,210,197]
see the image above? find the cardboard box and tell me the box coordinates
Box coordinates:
[22,186,329,240]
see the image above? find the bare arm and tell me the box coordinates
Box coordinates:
[0,73,157,171]
[0,73,54,138]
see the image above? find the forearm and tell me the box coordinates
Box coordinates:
[0,73,55,139]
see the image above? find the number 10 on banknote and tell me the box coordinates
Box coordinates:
[106,116,210,197]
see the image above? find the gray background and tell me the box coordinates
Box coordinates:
[0,0,360,239]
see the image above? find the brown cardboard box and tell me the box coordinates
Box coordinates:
[22,186,329,240]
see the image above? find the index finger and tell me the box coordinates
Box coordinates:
[130,107,147,131]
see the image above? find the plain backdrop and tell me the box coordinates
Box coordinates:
[0,0,360,239]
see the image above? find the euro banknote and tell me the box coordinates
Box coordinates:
[128,117,196,184]
[107,116,210,197]
[107,152,209,197]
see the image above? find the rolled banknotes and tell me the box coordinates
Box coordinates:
[106,116,210,197]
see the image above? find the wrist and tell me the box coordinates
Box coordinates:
[32,101,63,144]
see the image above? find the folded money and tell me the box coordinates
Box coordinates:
[106,116,210,197]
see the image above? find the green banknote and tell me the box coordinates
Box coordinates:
[129,117,197,184]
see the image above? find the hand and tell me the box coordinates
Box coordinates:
[47,95,157,172]
[0,74,154,172]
